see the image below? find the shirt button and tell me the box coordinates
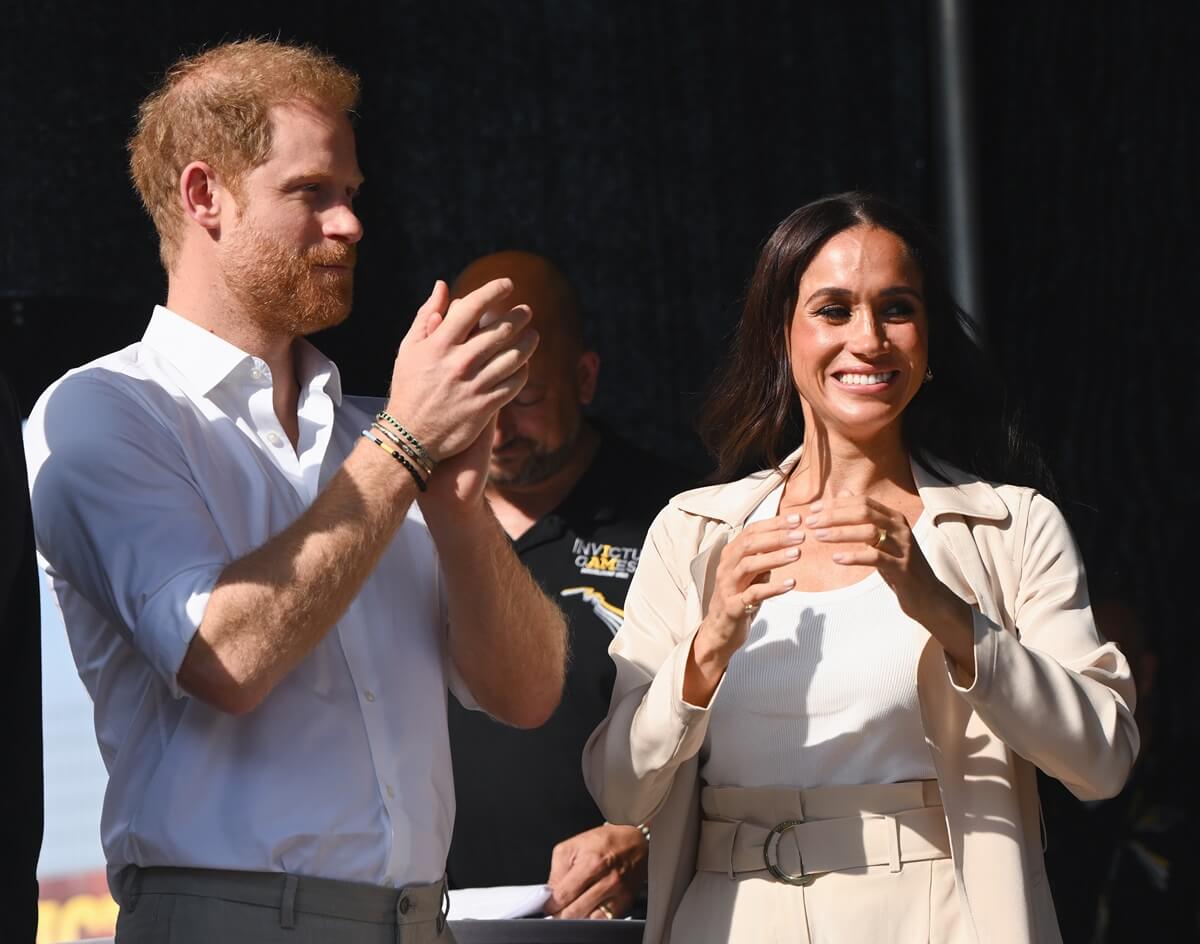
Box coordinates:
[265,432,282,447]
[364,689,375,702]
[386,784,395,799]
[249,367,262,381]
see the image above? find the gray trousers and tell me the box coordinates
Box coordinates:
[114,866,456,944]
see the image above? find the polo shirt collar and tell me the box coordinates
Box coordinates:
[511,438,610,548]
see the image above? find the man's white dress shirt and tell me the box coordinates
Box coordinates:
[26,306,473,897]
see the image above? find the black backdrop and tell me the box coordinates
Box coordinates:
[1,0,933,458]
[2,1,1196,937]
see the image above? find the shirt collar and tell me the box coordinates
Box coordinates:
[671,445,1009,527]
[294,336,343,407]
[141,305,342,405]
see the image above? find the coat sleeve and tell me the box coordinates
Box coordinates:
[952,493,1139,800]
[582,504,723,826]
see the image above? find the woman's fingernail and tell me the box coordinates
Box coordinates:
[786,513,801,525]
[814,529,829,540]
[804,516,822,527]
[788,530,805,542]
[809,501,822,513]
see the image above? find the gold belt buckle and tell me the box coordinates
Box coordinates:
[763,819,815,886]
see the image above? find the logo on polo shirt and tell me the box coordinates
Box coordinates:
[560,587,625,636]
[572,539,640,579]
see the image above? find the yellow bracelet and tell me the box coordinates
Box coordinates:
[371,421,433,477]
[361,430,427,491]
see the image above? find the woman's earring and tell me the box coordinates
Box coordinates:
[923,367,934,383]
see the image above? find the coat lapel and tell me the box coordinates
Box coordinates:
[912,456,1012,630]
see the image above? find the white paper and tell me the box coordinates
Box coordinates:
[447,883,553,920]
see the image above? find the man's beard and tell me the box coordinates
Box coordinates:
[221,225,356,336]
[490,420,581,488]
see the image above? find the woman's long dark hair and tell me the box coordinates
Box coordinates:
[700,191,1052,493]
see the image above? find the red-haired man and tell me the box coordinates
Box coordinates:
[26,40,566,944]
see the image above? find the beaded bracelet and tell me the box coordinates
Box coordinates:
[375,411,435,469]
[371,421,433,478]
[361,429,427,492]
[607,820,651,843]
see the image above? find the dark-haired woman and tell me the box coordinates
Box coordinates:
[583,192,1137,943]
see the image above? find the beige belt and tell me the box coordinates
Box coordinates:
[696,780,952,885]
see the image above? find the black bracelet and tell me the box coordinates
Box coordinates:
[371,421,433,477]
[375,411,435,468]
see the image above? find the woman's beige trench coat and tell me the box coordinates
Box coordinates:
[582,450,1139,944]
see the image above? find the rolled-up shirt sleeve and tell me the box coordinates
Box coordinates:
[27,371,229,695]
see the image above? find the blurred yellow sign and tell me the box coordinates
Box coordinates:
[38,871,116,944]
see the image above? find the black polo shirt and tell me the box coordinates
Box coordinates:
[446,433,693,889]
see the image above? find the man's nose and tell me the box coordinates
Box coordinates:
[325,204,363,244]
[494,408,516,444]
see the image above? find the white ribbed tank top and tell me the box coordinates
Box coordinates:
[701,483,938,789]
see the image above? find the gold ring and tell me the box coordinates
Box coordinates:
[743,601,759,616]
[874,528,888,547]
[598,903,615,919]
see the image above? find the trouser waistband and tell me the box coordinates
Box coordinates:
[696,780,951,883]
[121,865,449,930]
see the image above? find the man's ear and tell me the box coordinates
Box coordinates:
[576,350,600,406]
[179,161,228,233]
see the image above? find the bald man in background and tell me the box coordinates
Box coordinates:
[446,252,693,920]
